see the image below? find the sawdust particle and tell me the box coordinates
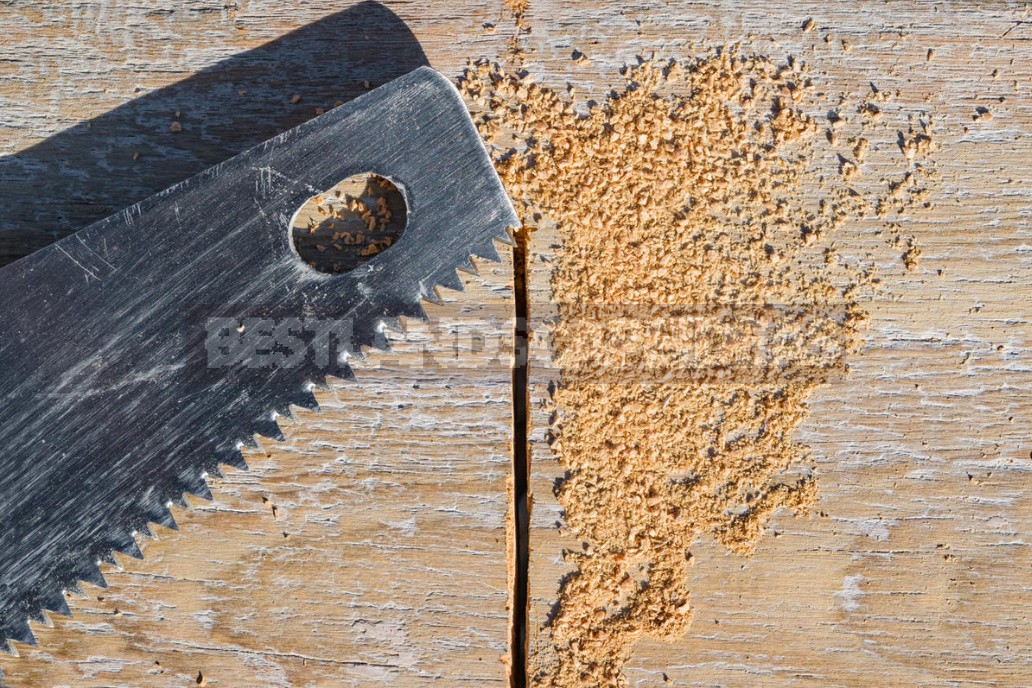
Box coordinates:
[503,0,531,62]
[852,137,869,163]
[902,239,922,271]
[505,0,529,22]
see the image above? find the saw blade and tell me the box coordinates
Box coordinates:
[0,66,517,650]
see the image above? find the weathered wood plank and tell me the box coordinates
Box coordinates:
[3,0,1032,685]
[519,2,1032,686]
[0,2,516,686]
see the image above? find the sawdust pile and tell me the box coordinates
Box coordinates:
[461,47,935,687]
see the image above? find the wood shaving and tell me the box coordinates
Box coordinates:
[461,44,937,687]
[902,238,922,271]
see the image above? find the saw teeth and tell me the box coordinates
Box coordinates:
[379,316,404,333]
[484,217,515,249]
[421,285,443,305]
[0,232,519,653]
[41,589,71,618]
[74,563,108,590]
[286,389,319,411]
[436,269,465,293]
[471,238,501,262]
[252,418,285,441]
[181,475,214,501]
[3,617,36,650]
[368,331,392,352]
[326,362,355,382]
[0,68,524,650]
[218,447,248,472]
[112,532,144,560]
[492,221,517,245]
[395,300,429,321]
[456,257,479,276]
[410,303,430,321]
[148,505,180,531]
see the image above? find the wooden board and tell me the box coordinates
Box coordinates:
[2,1,1032,686]
[0,2,516,686]
[517,2,1032,687]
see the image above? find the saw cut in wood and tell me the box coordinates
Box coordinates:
[0,66,518,651]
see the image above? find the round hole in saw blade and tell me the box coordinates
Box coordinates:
[289,172,408,274]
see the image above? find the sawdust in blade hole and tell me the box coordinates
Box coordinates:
[290,174,406,274]
[460,43,937,687]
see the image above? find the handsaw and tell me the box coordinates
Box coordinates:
[0,67,517,650]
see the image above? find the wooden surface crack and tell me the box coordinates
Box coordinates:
[510,222,531,688]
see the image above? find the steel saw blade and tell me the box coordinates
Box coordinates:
[0,66,517,649]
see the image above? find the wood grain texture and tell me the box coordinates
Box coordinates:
[2,1,1032,686]
[519,2,1032,687]
[0,2,516,686]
